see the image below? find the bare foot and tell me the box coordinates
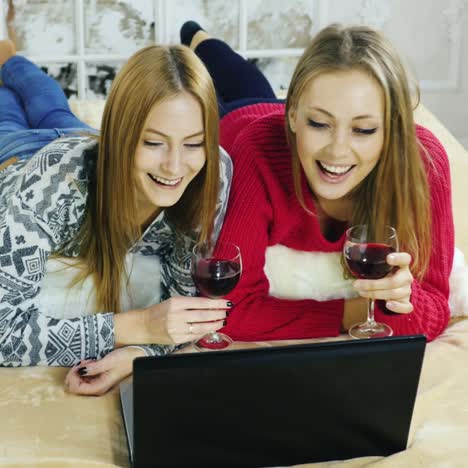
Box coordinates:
[190,30,211,50]
[0,40,16,65]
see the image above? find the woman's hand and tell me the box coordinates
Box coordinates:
[115,297,230,347]
[65,347,144,396]
[352,252,414,314]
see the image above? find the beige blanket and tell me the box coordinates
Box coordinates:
[0,318,467,467]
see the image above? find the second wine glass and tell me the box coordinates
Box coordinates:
[191,241,242,351]
[343,224,398,339]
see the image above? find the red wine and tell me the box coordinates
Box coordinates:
[192,259,241,298]
[195,337,230,349]
[344,243,395,280]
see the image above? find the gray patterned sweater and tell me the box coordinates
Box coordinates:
[0,136,232,366]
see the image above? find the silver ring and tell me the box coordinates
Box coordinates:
[188,323,193,335]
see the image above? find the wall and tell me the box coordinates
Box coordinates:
[1,0,467,148]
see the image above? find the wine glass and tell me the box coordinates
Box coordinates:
[191,241,242,351]
[343,224,399,339]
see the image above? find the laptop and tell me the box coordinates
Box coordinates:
[120,335,426,468]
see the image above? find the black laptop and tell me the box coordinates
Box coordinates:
[120,335,426,468]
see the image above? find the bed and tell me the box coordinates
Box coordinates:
[0,101,466,467]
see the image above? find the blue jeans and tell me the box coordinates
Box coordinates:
[0,56,97,163]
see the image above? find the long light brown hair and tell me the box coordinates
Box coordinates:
[63,45,219,313]
[285,24,431,278]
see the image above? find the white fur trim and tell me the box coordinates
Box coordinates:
[264,244,468,317]
[449,248,468,317]
[264,245,358,301]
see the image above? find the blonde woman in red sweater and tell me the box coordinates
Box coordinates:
[181,22,454,342]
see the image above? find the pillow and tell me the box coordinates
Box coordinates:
[69,99,105,131]
[414,103,468,258]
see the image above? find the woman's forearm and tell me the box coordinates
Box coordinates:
[114,308,151,347]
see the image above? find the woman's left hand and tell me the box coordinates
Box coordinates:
[65,347,145,396]
[353,252,414,314]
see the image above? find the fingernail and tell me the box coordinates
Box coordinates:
[388,254,396,261]
[78,367,87,376]
[75,360,82,367]
[222,319,227,326]
[227,301,233,307]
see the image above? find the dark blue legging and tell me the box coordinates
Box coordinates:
[193,39,283,117]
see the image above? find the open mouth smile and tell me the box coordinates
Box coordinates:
[148,174,183,188]
[317,161,355,182]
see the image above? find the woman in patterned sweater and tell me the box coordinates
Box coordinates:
[183,23,454,342]
[0,41,232,392]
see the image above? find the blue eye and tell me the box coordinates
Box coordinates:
[354,128,377,135]
[307,119,328,129]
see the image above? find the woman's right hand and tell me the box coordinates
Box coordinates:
[114,297,230,346]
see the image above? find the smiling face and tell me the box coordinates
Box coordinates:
[134,91,206,227]
[288,68,385,219]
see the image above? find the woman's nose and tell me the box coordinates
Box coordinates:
[162,148,181,174]
[329,129,351,158]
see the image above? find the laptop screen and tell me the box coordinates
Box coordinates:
[122,335,425,468]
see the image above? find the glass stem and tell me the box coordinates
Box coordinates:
[367,299,376,325]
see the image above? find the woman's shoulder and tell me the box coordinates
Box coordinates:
[0,135,98,222]
[220,106,295,201]
[31,134,97,172]
[24,135,97,198]
[416,125,449,164]
[0,136,98,251]
[220,103,287,155]
[415,124,450,177]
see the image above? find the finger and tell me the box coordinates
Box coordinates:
[189,320,225,335]
[68,375,113,396]
[173,296,233,310]
[387,252,412,267]
[359,285,412,301]
[65,359,95,387]
[178,309,228,323]
[77,358,110,377]
[385,300,414,314]
[65,372,92,394]
[170,320,226,344]
[65,370,95,393]
[354,268,413,292]
[72,358,94,368]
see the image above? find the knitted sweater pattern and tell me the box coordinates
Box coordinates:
[218,104,454,342]
[0,136,232,365]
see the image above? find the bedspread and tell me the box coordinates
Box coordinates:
[0,318,467,467]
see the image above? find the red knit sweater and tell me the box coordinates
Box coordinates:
[217,103,454,342]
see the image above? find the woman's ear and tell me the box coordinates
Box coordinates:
[288,107,297,133]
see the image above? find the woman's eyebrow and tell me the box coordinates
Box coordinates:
[145,128,204,138]
[307,106,378,121]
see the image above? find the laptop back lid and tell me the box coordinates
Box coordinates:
[132,335,426,468]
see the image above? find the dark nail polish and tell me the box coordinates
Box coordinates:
[222,319,227,326]
[227,301,233,307]
[76,360,82,367]
[78,367,88,376]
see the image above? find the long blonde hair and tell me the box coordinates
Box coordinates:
[64,45,219,313]
[285,24,430,278]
